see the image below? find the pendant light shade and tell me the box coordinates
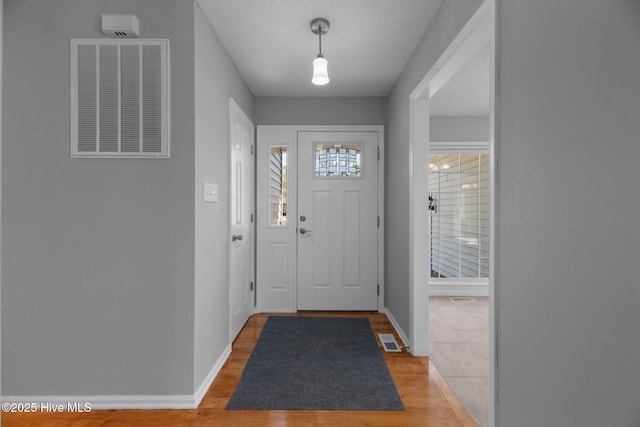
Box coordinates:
[310,18,330,86]
[312,56,330,86]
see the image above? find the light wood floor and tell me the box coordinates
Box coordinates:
[3,312,477,426]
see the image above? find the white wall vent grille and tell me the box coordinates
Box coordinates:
[70,39,170,158]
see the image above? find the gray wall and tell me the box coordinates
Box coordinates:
[2,0,195,396]
[385,0,485,336]
[0,0,3,399]
[193,3,253,390]
[496,0,640,425]
[2,0,254,398]
[430,115,489,141]
[254,97,385,125]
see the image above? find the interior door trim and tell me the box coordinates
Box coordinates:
[255,125,384,313]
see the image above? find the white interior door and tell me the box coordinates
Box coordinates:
[229,99,254,341]
[297,131,379,310]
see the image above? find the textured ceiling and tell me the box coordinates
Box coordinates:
[196,0,443,97]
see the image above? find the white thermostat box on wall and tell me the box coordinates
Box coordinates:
[102,14,140,37]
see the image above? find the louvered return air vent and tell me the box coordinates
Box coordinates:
[70,39,170,158]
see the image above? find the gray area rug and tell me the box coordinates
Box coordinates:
[226,316,405,410]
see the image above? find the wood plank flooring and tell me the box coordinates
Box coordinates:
[3,312,477,426]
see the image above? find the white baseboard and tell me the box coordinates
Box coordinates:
[2,344,233,410]
[429,282,488,297]
[194,343,232,407]
[383,308,410,350]
[258,308,296,313]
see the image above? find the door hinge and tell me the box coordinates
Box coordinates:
[251,213,254,223]
[377,146,380,160]
[251,145,254,155]
[377,284,380,296]
[250,281,254,291]
[377,216,380,228]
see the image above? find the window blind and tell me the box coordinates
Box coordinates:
[429,153,489,278]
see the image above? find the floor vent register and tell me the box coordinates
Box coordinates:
[378,333,402,352]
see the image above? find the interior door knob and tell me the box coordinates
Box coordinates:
[299,228,311,235]
[232,234,243,241]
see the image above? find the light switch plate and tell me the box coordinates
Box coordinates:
[203,183,219,203]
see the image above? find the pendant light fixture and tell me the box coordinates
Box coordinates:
[310,18,330,86]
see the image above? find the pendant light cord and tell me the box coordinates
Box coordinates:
[318,24,323,57]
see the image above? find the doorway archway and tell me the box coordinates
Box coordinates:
[408,1,496,425]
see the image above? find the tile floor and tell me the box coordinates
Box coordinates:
[429,296,489,427]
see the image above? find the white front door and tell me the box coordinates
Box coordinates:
[297,131,379,310]
[229,99,254,341]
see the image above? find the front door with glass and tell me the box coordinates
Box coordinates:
[297,131,379,310]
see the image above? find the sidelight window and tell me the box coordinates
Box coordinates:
[269,146,287,225]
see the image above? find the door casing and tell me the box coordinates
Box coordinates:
[408,1,496,425]
[256,125,384,313]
